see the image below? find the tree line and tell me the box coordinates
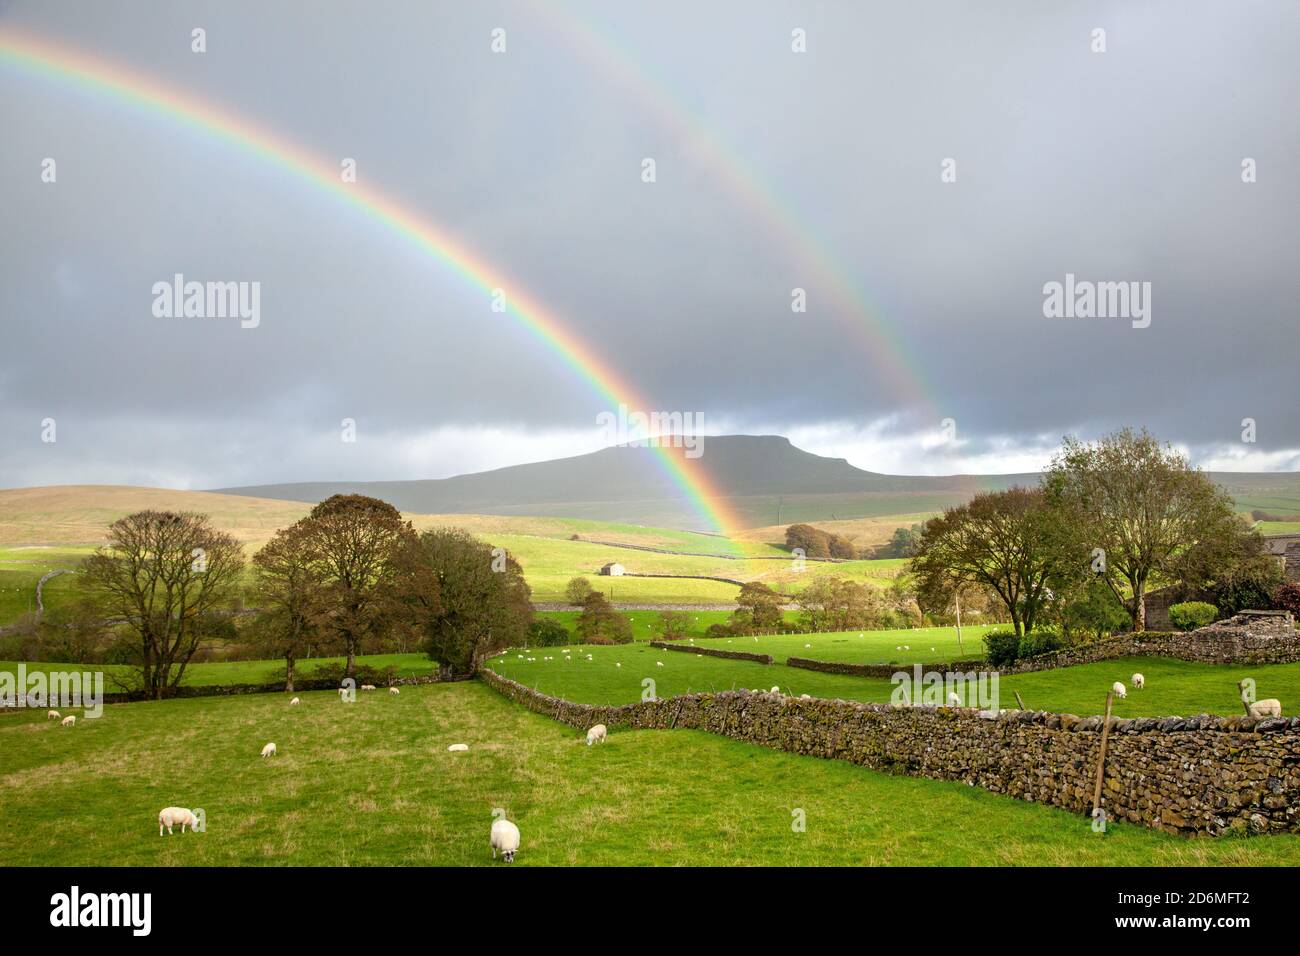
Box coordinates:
[911,428,1283,639]
[52,494,533,698]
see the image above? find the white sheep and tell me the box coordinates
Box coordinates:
[800,694,811,700]
[447,743,469,752]
[656,661,664,667]
[60,715,76,727]
[46,710,60,720]
[360,684,377,691]
[261,742,277,758]
[769,686,780,694]
[615,662,621,668]
[1239,681,1282,718]
[1112,681,1127,699]
[1131,673,1145,690]
[158,807,198,836]
[805,643,811,649]
[389,687,400,695]
[490,818,521,862]
[947,691,961,707]
[586,723,607,746]
[289,697,300,706]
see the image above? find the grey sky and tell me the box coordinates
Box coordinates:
[2,0,1297,488]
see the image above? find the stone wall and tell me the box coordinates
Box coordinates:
[479,667,1300,836]
[648,641,772,664]
[786,656,987,679]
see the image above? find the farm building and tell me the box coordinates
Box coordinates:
[600,562,625,576]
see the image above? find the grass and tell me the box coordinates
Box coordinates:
[486,642,1300,719]
[4,679,1299,865]
[0,653,435,688]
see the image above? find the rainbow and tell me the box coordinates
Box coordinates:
[0,26,747,547]
[527,2,939,417]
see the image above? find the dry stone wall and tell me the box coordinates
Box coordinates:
[648,641,772,664]
[479,667,1300,837]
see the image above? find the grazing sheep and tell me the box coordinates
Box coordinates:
[615,662,621,668]
[1239,681,1282,718]
[947,691,961,707]
[389,687,400,695]
[158,807,199,836]
[447,743,469,752]
[46,710,60,720]
[769,686,780,694]
[800,694,811,699]
[656,661,664,667]
[60,715,76,727]
[585,654,593,661]
[1111,681,1127,699]
[360,684,377,691]
[490,818,521,863]
[804,643,811,648]
[1131,673,1145,690]
[586,723,607,746]
[261,742,277,758]
[289,697,300,706]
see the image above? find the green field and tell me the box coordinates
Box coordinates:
[487,641,1300,719]
[4,679,1298,866]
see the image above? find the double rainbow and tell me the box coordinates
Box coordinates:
[0,26,746,545]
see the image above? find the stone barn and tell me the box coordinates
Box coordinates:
[600,562,625,576]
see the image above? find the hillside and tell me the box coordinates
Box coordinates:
[214,435,1030,529]
[211,433,1300,530]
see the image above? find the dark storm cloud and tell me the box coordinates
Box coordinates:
[1,0,1296,487]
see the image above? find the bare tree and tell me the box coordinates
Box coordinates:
[81,511,244,698]
[252,521,323,692]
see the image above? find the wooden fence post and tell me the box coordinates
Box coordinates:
[1091,691,1115,826]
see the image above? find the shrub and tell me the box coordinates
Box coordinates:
[528,618,570,647]
[1271,582,1300,617]
[1018,631,1063,658]
[1169,601,1218,631]
[983,629,1021,668]
[654,610,689,640]
[303,661,397,687]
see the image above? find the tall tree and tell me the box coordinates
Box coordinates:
[402,528,532,679]
[1044,429,1245,631]
[911,487,1065,637]
[296,495,415,679]
[252,521,323,692]
[81,511,244,698]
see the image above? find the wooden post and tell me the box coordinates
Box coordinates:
[954,591,964,655]
[1091,692,1115,827]
[1014,691,1025,711]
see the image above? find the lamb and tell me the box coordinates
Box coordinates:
[261,742,277,758]
[586,723,607,746]
[1111,681,1127,699]
[46,710,60,720]
[158,807,199,836]
[289,697,300,706]
[1239,681,1282,718]
[447,743,469,752]
[1131,673,1145,690]
[60,715,76,727]
[947,691,961,707]
[389,687,400,695]
[490,818,521,863]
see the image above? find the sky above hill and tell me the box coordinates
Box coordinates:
[2,0,1297,489]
